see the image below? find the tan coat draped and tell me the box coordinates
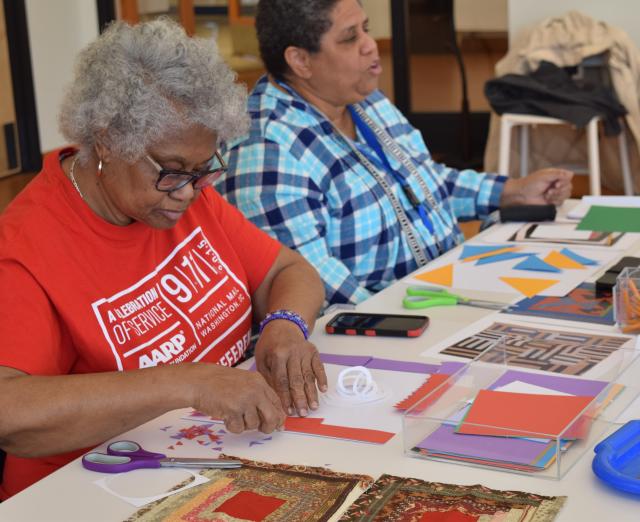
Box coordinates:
[484,10,640,192]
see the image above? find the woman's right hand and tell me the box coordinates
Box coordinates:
[185,363,286,434]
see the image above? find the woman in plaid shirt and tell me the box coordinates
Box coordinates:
[217,0,573,306]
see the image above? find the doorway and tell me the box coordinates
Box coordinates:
[0,0,20,177]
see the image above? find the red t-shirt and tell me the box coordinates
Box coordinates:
[0,148,281,498]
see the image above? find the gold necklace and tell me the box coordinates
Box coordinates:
[69,156,84,200]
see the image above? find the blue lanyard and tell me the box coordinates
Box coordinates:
[347,106,435,236]
[275,78,437,240]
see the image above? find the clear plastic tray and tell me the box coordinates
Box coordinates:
[613,266,640,334]
[403,342,640,479]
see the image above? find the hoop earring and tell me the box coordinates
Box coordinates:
[97,159,103,177]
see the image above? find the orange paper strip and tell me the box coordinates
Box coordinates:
[461,246,520,263]
[394,374,450,412]
[499,276,558,297]
[414,264,454,286]
[284,417,395,444]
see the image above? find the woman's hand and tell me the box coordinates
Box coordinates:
[255,320,328,417]
[500,168,573,207]
[186,363,286,434]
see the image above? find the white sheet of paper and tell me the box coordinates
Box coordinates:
[310,364,427,433]
[479,223,640,251]
[529,224,593,240]
[407,242,618,297]
[181,364,428,438]
[567,196,640,220]
[494,381,571,396]
[94,468,209,507]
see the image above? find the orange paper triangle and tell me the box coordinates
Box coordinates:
[499,276,558,297]
[544,251,585,269]
[414,264,453,286]
[461,246,520,263]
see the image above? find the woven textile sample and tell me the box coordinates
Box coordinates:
[339,474,566,522]
[126,457,372,522]
[502,283,614,325]
[439,321,627,375]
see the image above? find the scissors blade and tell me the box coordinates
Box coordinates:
[461,300,513,311]
[160,457,242,469]
[408,285,447,293]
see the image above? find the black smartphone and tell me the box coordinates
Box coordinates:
[325,312,429,338]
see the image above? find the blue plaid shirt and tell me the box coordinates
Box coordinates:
[217,76,506,305]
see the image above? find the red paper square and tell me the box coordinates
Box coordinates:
[458,390,593,438]
[216,490,285,521]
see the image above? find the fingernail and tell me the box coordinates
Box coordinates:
[310,401,319,409]
[287,407,293,415]
[320,385,328,392]
[299,408,308,417]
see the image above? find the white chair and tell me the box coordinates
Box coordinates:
[498,113,634,196]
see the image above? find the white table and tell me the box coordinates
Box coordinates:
[2,206,640,521]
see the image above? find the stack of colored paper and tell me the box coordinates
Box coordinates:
[412,370,620,472]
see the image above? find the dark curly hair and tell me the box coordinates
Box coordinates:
[255,0,342,81]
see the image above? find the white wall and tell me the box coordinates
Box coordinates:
[25,0,98,152]
[455,0,507,33]
[362,0,509,39]
[362,0,391,40]
[509,0,640,49]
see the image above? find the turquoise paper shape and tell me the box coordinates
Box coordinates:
[475,252,533,265]
[560,248,597,266]
[459,244,513,260]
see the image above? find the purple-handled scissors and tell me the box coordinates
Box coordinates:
[82,440,242,473]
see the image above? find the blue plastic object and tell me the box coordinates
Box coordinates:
[592,420,640,495]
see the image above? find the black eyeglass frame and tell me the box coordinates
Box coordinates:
[145,150,227,192]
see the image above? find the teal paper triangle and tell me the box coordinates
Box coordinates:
[459,244,513,260]
[514,256,562,273]
[475,252,533,265]
[560,248,597,266]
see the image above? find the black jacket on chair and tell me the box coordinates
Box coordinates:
[485,61,627,135]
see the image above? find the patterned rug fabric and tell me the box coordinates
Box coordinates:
[126,457,372,522]
[338,474,566,522]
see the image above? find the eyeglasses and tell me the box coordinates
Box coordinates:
[145,150,227,193]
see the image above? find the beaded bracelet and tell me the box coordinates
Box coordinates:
[258,309,310,340]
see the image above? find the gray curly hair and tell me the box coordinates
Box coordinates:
[59,18,249,163]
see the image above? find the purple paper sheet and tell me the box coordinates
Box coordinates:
[489,369,608,397]
[416,424,551,465]
[319,354,373,366]
[251,354,464,376]
[437,361,466,375]
[366,358,440,374]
